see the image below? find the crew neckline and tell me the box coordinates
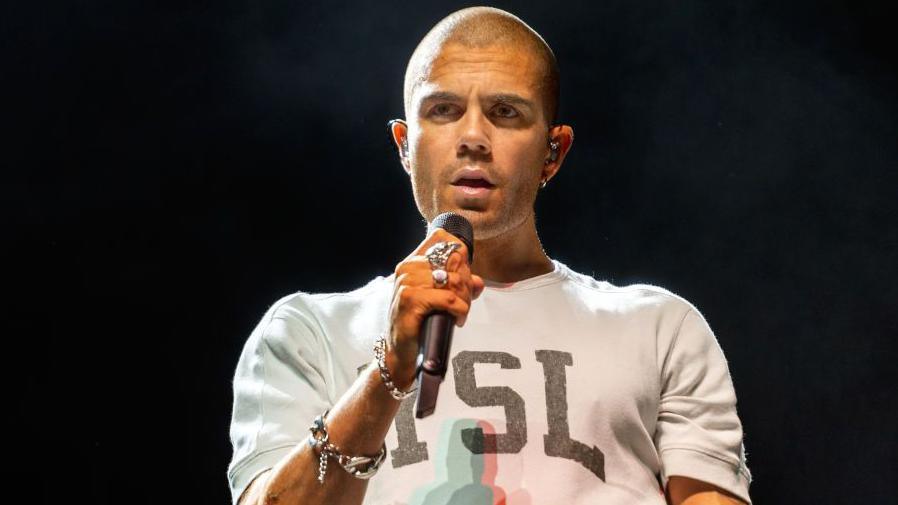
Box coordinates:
[482,259,568,292]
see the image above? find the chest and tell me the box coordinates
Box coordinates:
[361,297,663,468]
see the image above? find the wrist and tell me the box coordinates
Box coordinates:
[374,334,417,399]
[384,348,416,391]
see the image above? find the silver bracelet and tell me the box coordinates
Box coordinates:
[307,410,387,483]
[373,334,416,400]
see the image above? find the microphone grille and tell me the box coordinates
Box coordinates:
[429,212,474,262]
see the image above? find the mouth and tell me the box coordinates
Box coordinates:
[450,173,496,201]
[450,168,496,189]
[451,177,495,189]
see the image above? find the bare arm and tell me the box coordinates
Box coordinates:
[239,359,405,505]
[665,476,748,505]
[238,229,484,505]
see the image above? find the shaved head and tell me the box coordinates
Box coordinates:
[404,7,560,125]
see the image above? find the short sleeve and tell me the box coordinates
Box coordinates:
[226,303,332,505]
[655,308,752,504]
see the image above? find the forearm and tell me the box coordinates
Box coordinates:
[665,476,748,505]
[248,359,406,505]
[670,493,746,505]
[241,228,479,505]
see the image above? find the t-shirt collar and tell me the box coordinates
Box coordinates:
[482,259,567,292]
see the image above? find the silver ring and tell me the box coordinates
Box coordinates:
[425,241,462,271]
[432,268,448,288]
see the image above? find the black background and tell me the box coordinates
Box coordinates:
[7,1,897,503]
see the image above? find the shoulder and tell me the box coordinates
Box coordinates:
[252,274,394,341]
[266,274,393,322]
[556,260,700,318]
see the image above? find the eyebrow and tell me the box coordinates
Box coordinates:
[418,91,535,110]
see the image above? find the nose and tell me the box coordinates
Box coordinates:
[456,108,491,157]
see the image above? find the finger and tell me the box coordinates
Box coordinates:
[422,285,468,323]
[406,269,472,305]
[452,262,475,301]
[398,286,471,336]
[395,255,432,277]
[471,274,485,299]
[396,249,474,298]
[445,246,468,272]
[411,228,470,268]
[412,227,453,256]
[432,228,470,262]
[431,271,473,326]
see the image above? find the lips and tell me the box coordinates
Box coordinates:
[450,169,495,188]
[449,170,495,204]
[453,177,494,188]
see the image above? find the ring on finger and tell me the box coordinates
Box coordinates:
[425,241,462,271]
[432,268,449,288]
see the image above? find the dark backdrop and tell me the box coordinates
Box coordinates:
[7,1,897,503]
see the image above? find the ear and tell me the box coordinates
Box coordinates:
[542,123,574,184]
[388,118,411,174]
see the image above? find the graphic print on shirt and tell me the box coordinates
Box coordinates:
[407,418,533,505]
[453,351,527,454]
[383,349,607,493]
[535,350,605,480]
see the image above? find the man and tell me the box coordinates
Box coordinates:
[227,7,752,505]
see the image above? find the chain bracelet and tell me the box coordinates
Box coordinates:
[307,409,387,483]
[373,334,416,400]
[317,444,328,483]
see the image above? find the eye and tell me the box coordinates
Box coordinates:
[492,104,519,118]
[430,103,459,117]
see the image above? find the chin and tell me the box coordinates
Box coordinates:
[425,203,523,241]
[438,206,488,222]
[456,210,510,241]
[424,206,483,231]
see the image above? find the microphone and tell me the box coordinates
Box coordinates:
[415,212,474,418]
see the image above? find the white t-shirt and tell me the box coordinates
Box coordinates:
[227,259,752,505]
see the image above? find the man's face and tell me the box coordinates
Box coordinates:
[405,42,551,240]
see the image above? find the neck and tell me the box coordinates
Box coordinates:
[470,212,554,283]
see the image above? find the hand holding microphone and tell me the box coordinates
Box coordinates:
[383,212,484,417]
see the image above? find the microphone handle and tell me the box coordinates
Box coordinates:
[414,311,455,418]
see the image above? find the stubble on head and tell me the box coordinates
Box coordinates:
[403,7,559,128]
